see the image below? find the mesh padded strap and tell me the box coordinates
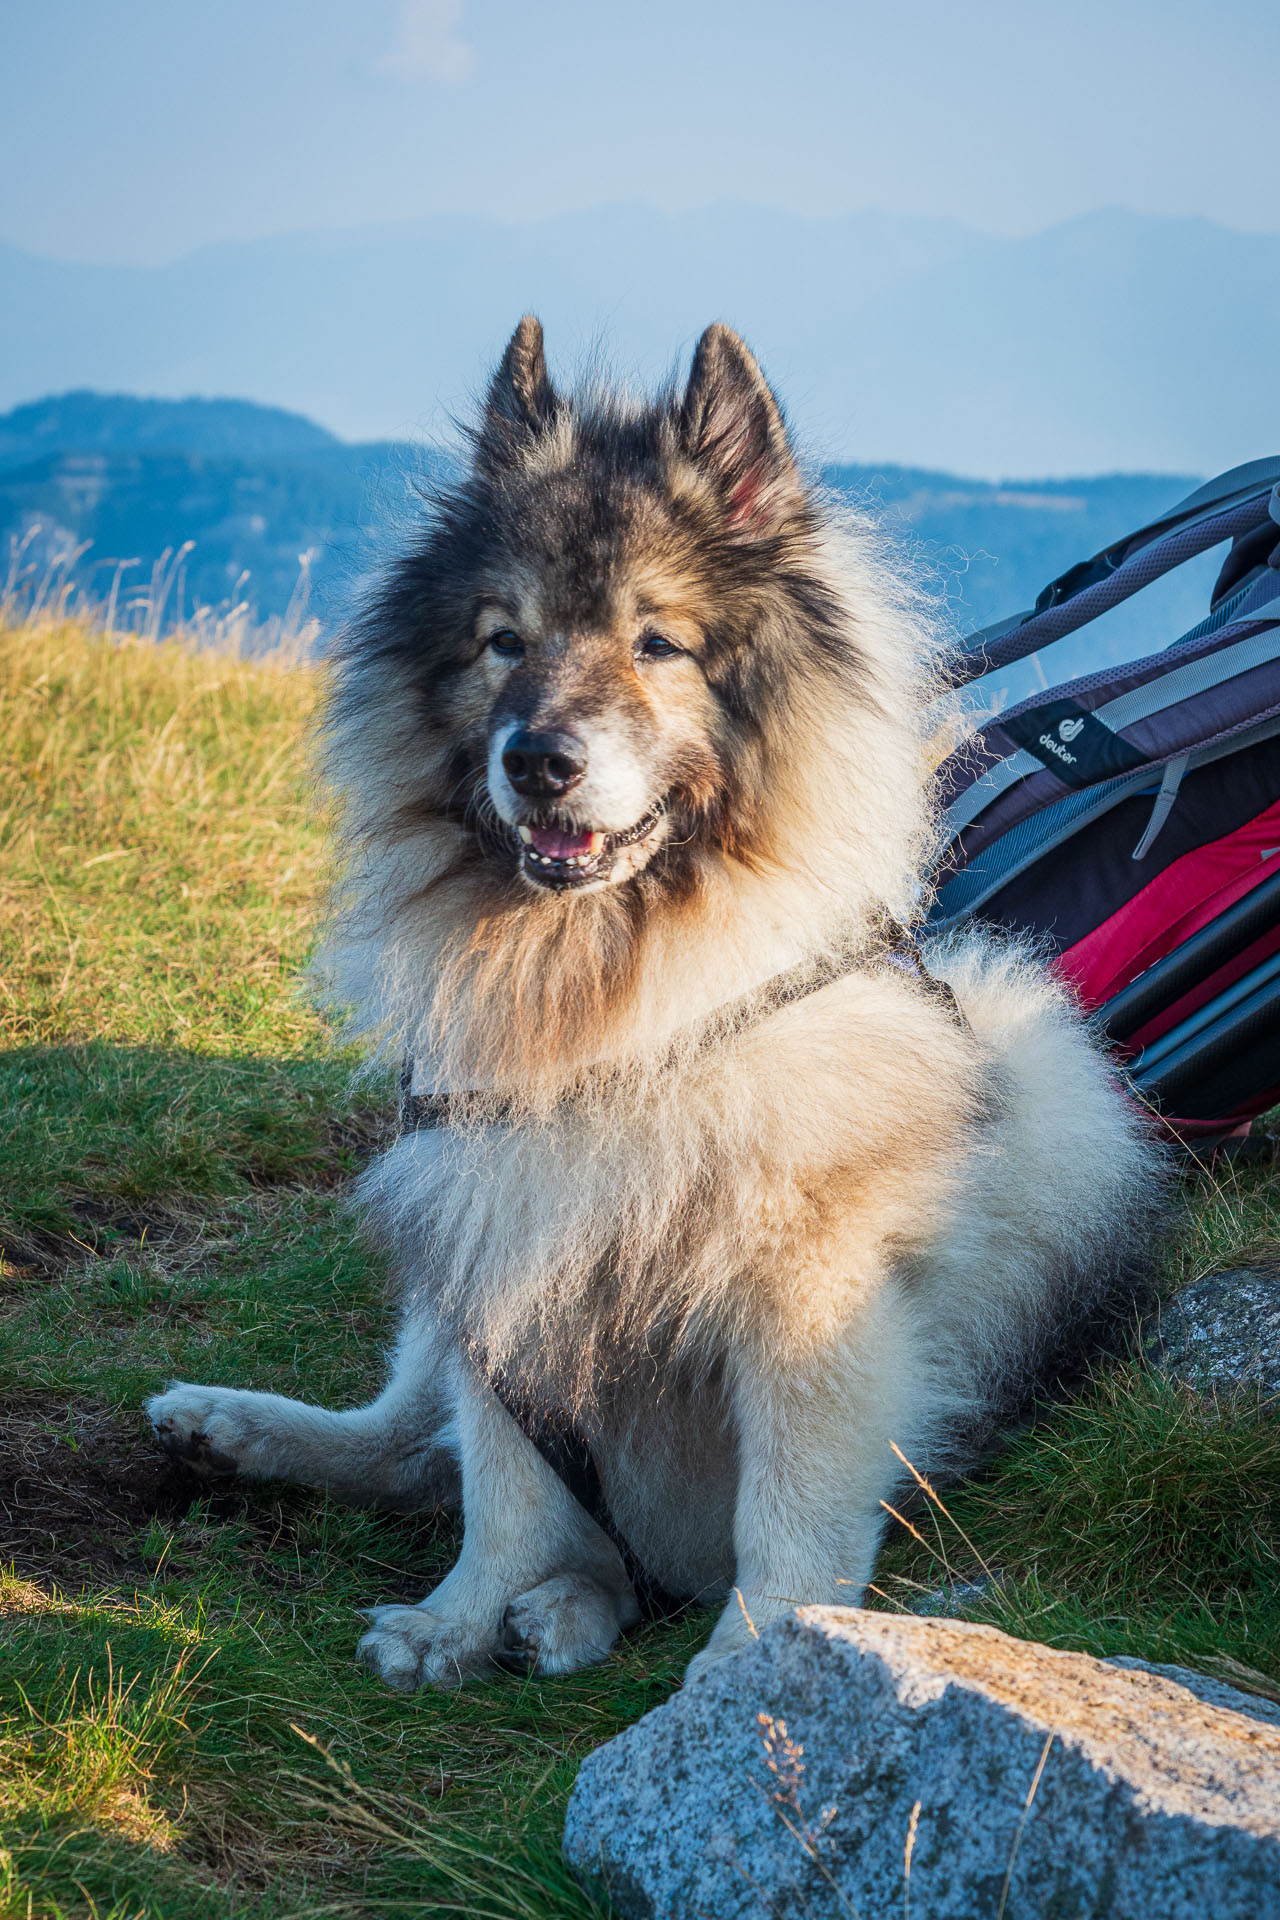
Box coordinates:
[954,494,1271,686]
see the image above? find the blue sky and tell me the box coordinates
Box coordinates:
[3,0,1278,265]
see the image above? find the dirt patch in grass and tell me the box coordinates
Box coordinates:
[0,1199,212,1282]
[0,1395,449,1608]
[318,1103,398,1174]
[0,1397,214,1587]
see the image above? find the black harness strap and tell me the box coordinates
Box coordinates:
[400,928,966,1614]
[875,924,966,1024]
[483,1367,688,1619]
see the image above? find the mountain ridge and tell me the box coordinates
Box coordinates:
[0,389,1212,703]
[2,205,1274,475]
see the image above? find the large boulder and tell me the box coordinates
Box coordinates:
[1146,1269,1280,1403]
[564,1609,1280,1919]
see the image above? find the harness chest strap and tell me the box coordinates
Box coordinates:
[398,926,963,1132]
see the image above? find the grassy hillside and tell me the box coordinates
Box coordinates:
[1,617,1277,1917]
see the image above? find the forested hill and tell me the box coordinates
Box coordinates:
[0,391,339,464]
[2,393,1207,697]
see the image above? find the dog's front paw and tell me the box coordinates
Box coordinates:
[683,1641,735,1686]
[499,1574,638,1677]
[146,1382,261,1477]
[356,1603,500,1691]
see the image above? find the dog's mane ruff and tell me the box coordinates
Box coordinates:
[363,958,983,1412]
[318,416,950,1115]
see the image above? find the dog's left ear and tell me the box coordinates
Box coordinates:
[478,315,559,469]
[679,324,800,537]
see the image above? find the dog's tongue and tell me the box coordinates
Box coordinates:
[528,823,596,860]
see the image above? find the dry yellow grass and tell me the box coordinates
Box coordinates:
[0,619,327,1054]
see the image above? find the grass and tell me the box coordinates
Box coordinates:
[1,614,1278,1916]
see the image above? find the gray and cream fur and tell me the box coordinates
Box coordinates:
[148,319,1164,1687]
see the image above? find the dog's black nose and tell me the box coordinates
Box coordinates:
[502,728,587,798]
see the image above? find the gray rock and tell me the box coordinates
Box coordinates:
[564,1609,1280,1920]
[1146,1269,1280,1402]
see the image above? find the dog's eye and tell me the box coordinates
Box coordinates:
[487,630,524,658]
[638,631,681,660]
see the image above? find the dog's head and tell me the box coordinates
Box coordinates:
[361,316,858,899]
[331,320,939,1089]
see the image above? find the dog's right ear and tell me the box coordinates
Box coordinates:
[478,316,559,468]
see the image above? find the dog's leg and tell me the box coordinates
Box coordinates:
[146,1311,458,1508]
[685,1282,930,1683]
[356,1351,639,1690]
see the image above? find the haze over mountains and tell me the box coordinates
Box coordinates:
[3,204,1277,477]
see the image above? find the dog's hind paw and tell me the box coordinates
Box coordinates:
[683,1640,736,1686]
[356,1603,500,1691]
[498,1574,639,1677]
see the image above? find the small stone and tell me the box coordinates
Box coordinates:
[1146,1269,1280,1402]
[908,1574,997,1616]
[564,1608,1280,1920]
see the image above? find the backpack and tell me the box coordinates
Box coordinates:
[930,457,1280,1152]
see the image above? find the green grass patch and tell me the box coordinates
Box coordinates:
[875,1357,1280,1691]
[1,615,1278,1916]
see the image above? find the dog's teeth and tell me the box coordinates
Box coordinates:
[517,825,533,845]
[587,832,605,856]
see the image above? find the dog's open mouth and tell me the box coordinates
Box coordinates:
[514,802,666,889]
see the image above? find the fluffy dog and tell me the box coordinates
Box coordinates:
[148,318,1164,1688]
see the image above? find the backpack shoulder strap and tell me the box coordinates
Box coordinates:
[953,462,1280,688]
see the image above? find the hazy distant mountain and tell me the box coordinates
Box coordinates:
[1,206,1276,475]
[1,391,1215,697]
[0,394,423,623]
[0,391,338,466]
